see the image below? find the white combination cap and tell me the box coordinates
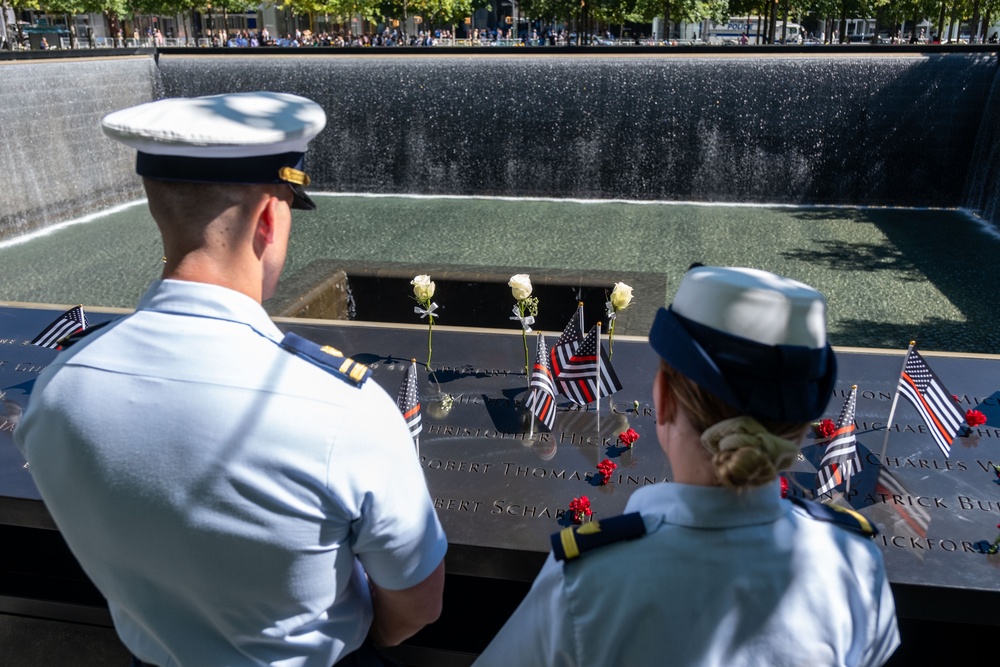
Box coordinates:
[672,267,827,349]
[101,92,327,210]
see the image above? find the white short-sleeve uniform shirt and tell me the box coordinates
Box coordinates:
[16,280,447,667]
[476,481,898,667]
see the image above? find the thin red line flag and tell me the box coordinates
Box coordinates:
[816,386,862,495]
[550,303,585,396]
[897,348,964,458]
[396,360,422,447]
[526,333,557,431]
[556,324,623,405]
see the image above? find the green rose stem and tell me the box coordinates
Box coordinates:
[425,300,434,369]
[519,301,530,375]
[608,317,617,359]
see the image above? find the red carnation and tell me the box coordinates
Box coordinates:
[618,428,640,448]
[780,476,789,498]
[568,496,593,524]
[814,419,836,439]
[596,459,617,485]
[966,409,987,427]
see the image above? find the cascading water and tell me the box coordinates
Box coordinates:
[1,50,999,243]
[0,56,159,240]
[965,62,1000,227]
[154,53,996,207]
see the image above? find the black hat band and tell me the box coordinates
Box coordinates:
[649,307,836,422]
[136,151,315,210]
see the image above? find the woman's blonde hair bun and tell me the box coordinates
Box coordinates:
[701,416,800,488]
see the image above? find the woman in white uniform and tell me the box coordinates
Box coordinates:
[475,265,899,667]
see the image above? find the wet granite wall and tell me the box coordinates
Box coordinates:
[2,51,999,241]
[0,56,158,240]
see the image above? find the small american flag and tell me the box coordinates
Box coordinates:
[396,360,422,449]
[898,347,964,458]
[816,386,862,495]
[31,305,87,349]
[556,324,623,405]
[551,304,584,397]
[525,333,557,431]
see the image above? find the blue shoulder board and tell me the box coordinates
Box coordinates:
[551,512,646,562]
[789,496,877,538]
[279,331,371,387]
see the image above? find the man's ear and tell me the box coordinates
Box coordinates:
[252,195,280,257]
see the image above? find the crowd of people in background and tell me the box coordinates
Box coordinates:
[201,26,593,48]
[6,19,994,50]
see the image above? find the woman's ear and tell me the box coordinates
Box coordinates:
[652,367,675,426]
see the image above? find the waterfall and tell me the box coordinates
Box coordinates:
[1,51,999,242]
[965,60,1000,226]
[155,53,995,207]
[0,56,159,241]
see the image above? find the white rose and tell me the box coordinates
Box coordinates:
[610,282,633,311]
[508,274,533,301]
[411,274,435,301]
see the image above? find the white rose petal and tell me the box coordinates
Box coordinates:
[610,282,633,311]
[411,274,435,301]
[508,274,532,301]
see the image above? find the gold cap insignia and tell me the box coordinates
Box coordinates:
[279,166,311,186]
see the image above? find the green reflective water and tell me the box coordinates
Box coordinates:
[0,195,996,354]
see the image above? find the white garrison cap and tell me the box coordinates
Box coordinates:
[101,92,327,210]
[648,266,836,422]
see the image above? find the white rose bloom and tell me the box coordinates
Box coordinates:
[610,282,633,310]
[508,274,533,301]
[411,274,435,301]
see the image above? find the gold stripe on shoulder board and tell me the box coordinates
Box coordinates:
[559,527,580,560]
[321,345,343,357]
[829,504,875,535]
[349,363,368,383]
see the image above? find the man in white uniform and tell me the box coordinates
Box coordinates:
[16,92,447,667]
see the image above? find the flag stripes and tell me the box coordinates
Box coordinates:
[396,361,422,447]
[31,305,88,349]
[897,348,964,458]
[556,324,623,405]
[525,334,557,431]
[550,304,584,388]
[816,386,862,495]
